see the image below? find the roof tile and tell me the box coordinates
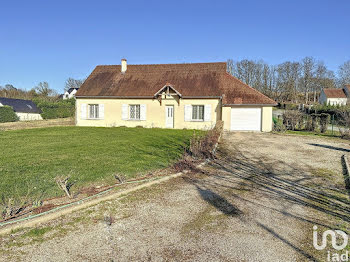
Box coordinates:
[76,62,276,105]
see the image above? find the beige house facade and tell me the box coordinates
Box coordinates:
[76,60,276,132]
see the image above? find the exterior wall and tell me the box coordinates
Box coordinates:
[222,106,273,132]
[326,98,347,106]
[63,89,78,100]
[320,90,347,105]
[16,112,43,121]
[222,107,231,130]
[319,90,327,104]
[76,97,221,130]
[261,107,273,132]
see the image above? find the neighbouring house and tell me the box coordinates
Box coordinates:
[75,60,277,131]
[0,97,42,121]
[63,87,79,99]
[319,85,350,106]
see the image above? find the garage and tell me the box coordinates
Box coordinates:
[230,107,261,131]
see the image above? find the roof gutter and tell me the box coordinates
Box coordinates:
[76,96,155,99]
[223,103,277,107]
[76,95,223,99]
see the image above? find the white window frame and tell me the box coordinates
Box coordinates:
[129,104,141,120]
[89,104,99,119]
[191,105,204,121]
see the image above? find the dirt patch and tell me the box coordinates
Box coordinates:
[0,118,74,131]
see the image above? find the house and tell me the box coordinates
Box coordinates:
[319,86,350,105]
[75,60,277,131]
[63,87,79,99]
[0,97,42,121]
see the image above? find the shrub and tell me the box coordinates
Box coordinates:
[311,114,319,132]
[338,111,350,139]
[273,119,286,132]
[189,121,223,159]
[319,113,330,133]
[285,103,299,111]
[0,106,19,123]
[308,104,349,121]
[33,98,75,119]
[305,115,313,131]
[282,110,303,130]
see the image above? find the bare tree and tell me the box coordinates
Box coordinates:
[276,61,301,102]
[314,62,335,101]
[300,57,316,104]
[35,82,56,97]
[64,78,84,92]
[338,61,350,87]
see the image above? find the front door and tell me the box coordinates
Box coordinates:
[165,105,174,128]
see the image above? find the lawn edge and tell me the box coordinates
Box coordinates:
[0,167,199,236]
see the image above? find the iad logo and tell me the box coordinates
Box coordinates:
[313,225,349,262]
[313,225,348,250]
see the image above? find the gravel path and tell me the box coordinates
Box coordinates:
[1,132,349,261]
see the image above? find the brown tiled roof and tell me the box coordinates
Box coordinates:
[323,88,347,98]
[76,62,276,105]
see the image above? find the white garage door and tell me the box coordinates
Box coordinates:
[231,107,261,131]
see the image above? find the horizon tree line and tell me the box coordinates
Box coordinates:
[227,57,350,104]
[0,78,85,100]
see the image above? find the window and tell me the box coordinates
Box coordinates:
[192,105,204,121]
[129,105,140,120]
[89,104,99,119]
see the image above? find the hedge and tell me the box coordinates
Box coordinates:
[0,106,19,123]
[33,98,75,119]
[308,104,350,121]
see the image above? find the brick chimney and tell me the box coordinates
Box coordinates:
[121,58,127,73]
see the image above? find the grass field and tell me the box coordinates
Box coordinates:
[0,126,197,204]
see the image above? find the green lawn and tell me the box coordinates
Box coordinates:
[0,126,197,203]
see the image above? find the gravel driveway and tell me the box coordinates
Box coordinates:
[1,132,350,261]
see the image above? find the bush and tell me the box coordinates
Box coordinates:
[311,114,319,132]
[33,98,75,119]
[319,113,330,133]
[0,106,19,123]
[282,110,303,130]
[308,104,349,121]
[189,121,223,159]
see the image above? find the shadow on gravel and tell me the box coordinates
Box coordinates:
[308,143,350,153]
[183,144,350,261]
[341,155,350,199]
[257,222,320,262]
[194,183,242,217]
[206,147,350,227]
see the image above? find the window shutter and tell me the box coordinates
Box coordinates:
[81,104,87,120]
[99,104,104,119]
[122,104,128,120]
[184,105,192,121]
[204,105,211,121]
[140,104,146,120]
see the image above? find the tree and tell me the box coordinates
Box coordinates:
[64,78,84,92]
[338,61,350,87]
[300,57,316,103]
[276,61,301,102]
[35,82,56,97]
[314,62,335,101]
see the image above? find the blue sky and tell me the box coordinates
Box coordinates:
[0,0,349,93]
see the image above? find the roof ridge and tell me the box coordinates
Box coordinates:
[95,62,226,67]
